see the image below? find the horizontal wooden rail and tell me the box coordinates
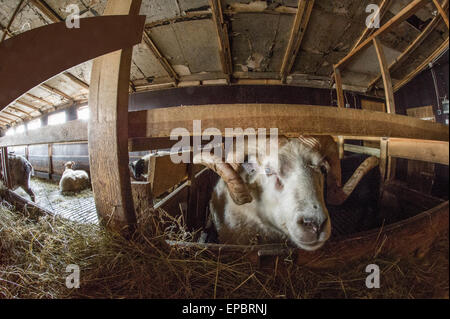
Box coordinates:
[128,104,449,141]
[388,138,449,165]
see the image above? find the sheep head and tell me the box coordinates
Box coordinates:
[194,135,379,250]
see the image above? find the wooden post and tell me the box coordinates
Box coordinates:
[373,37,396,114]
[88,0,142,234]
[334,67,345,108]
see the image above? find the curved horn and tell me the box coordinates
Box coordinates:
[193,152,252,205]
[298,136,380,206]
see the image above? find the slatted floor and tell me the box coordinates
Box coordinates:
[14,177,98,224]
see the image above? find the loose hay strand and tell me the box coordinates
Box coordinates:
[0,201,448,299]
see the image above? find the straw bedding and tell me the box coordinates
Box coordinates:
[0,201,448,299]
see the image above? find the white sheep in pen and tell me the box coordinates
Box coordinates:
[194,135,379,251]
[59,161,90,193]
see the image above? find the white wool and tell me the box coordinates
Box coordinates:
[59,168,90,192]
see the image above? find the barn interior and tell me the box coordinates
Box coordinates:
[0,0,448,299]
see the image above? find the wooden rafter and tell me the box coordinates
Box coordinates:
[0,0,25,42]
[373,37,396,113]
[368,0,449,90]
[30,0,63,23]
[8,105,32,117]
[18,98,45,113]
[209,0,233,78]
[280,0,315,83]
[394,37,449,91]
[142,31,179,82]
[1,110,24,120]
[25,94,52,107]
[334,67,345,108]
[335,0,429,70]
[63,72,89,90]
[432,0,449,28]
[350,0,392,52]
[41,83,74,101]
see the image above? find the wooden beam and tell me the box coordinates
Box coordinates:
[394,38,449,91]
[16,99,44,113]
[40,83,74,101]
[388,138,449,165]
[128,104,449,142]
[0,115,14,122]
[335,0,429,70]
[88,0,142,234]
[0,0,25,43]
[432,0,449,28]
[280,0,315,83]
[368,0,448,90]
[62,72,89,90]
[350,0,392,52]
[30,0,63,23]
[373,37,396,113]
[209,0,233,78]
[1,110,24,120]
[334,67,345,108]
[8,105,32,117]
[142,31,179,82]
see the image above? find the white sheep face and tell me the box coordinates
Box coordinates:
[246,139,332,250]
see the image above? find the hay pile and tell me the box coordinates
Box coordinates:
[0,202,448,299]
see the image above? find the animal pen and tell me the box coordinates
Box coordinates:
[0,0,449,300]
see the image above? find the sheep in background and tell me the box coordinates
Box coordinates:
[59,161,90,193]
[7,154,35,201]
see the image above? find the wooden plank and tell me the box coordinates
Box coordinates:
[368,0,448,90]
[394,38,449,91]
[433,0,449,28]
[406,105,435,121]
[148,154,189,198]
[388,138,448,165]
[209,0,233,78]
[128,104,449,142]
[0,15,146,110]
[335,0,428,70]
[334,67,345,108]
[280,0,314,83]
[373,37,396,113]
[0,120,87,147]
[88,0,143,234]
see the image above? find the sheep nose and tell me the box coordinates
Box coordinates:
[299,217,326,235]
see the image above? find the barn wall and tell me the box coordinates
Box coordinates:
[394,50,449,200]
[394,50,449,124]
[128,85,380,111]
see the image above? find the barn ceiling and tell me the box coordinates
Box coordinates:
[0,0,448,128]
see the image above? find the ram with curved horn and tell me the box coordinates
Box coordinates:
[194,135,379,251]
